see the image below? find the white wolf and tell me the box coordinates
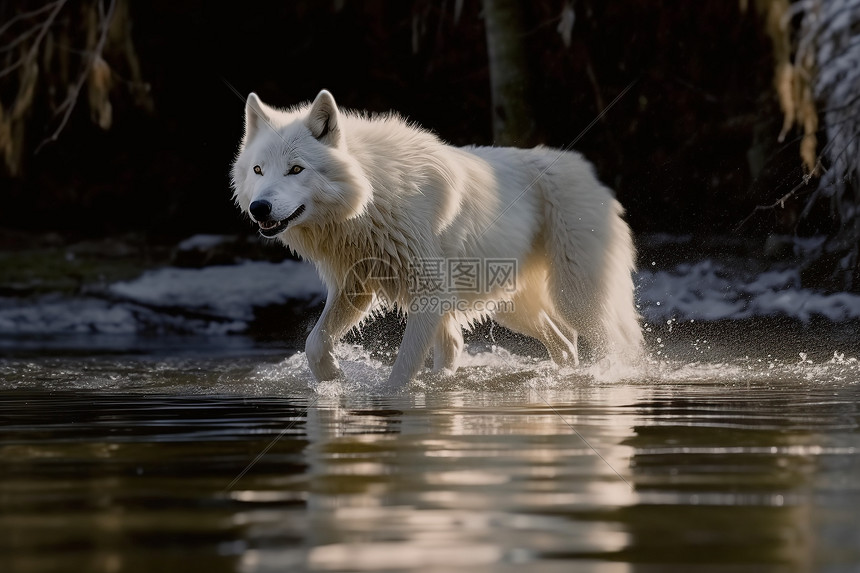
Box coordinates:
[231,90,642,387]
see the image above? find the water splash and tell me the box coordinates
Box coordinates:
[2,324,858,395]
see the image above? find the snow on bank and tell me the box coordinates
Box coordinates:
[0,295,146,335]
[636,260,860,322]
[108,259,324,323]
[0,260,324,335]
[2,254,860,336]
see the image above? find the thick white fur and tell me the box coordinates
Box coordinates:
[231,90,643,387]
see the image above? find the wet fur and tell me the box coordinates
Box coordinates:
[231,90,643,387]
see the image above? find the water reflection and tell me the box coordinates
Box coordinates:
[622,385,860,571]
[286,391,640,572]
[1,351,859,572]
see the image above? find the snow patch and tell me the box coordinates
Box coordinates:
[108,260,324,322]
[0,260,324,335]
[637,260,860,322]
[176,234,234,251]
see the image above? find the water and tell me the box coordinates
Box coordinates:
[1,322,859,573]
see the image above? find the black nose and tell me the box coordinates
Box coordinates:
[249,200,272,220]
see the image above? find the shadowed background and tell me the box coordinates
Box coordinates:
[1,1,810,239]
[4,0,859,293]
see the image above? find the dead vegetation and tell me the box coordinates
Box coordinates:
[0,0,152,175]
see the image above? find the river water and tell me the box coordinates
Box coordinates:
[1,321,859,573]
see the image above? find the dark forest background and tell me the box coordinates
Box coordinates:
[0,1,823,256]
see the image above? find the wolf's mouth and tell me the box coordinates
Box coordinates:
[258,205,306,237]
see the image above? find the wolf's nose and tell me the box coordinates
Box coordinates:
[249,200,272,220]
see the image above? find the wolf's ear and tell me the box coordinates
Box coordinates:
[243,92,269,146]
[306,90,341,145]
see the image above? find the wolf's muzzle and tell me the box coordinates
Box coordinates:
[251,203,306,237]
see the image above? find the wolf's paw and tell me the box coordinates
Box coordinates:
[308,356,343,382]
[306,339,342,381]
[384,369,413,390]
[430,366,458,377]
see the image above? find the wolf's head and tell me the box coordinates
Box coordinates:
[231,90,372,238]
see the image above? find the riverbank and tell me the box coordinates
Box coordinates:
[1,230,859,351]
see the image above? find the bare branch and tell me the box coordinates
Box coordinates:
[735,176,814,232]
[0,0,63,39]
[0,23,38,54]
[0,0,66,80]
[0,54,25,80]
[35,0,117,154]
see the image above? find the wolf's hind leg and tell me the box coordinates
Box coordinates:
[495,306,579,366]
[388,311,443,387]
[433,313,464,372]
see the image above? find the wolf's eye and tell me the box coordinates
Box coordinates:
[288,165,304,175]
[253,165,262,175]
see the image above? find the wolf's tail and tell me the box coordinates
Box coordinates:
[540,154,643,362]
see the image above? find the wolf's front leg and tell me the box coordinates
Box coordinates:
[387,310,443,387]
[306,291,370,381]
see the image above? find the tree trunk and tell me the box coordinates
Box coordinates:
[482,0,536,147]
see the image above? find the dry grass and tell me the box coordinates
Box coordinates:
[0,0,152,175]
